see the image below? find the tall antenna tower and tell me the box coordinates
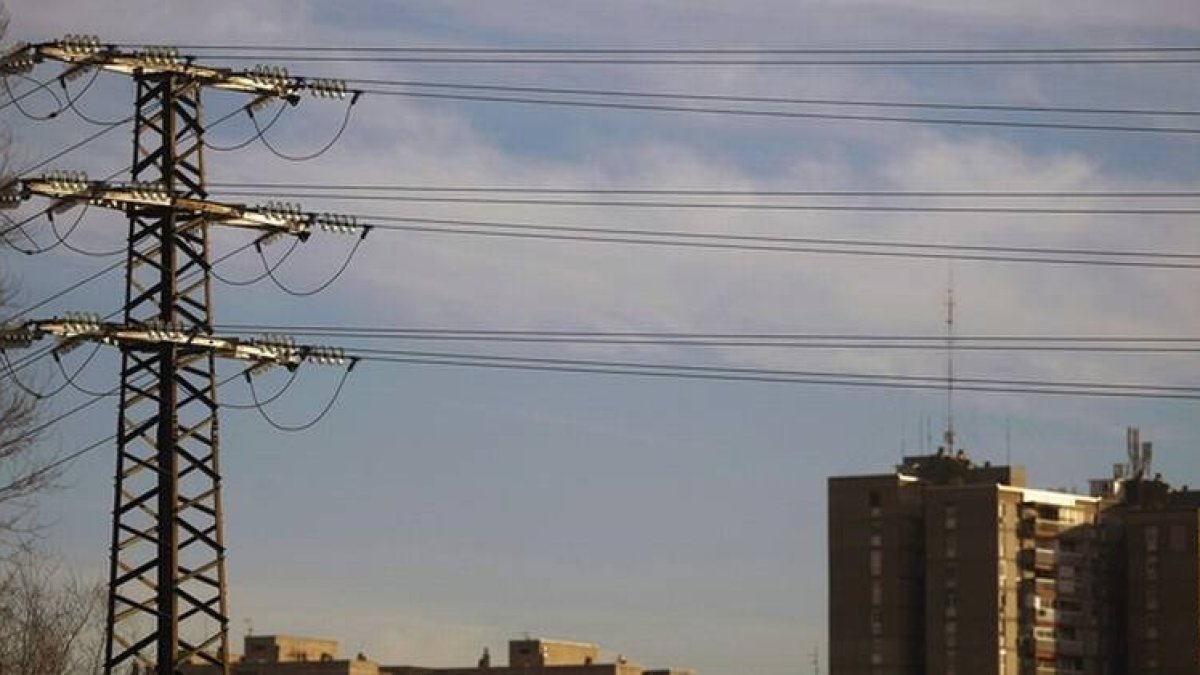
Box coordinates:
[943,262,956,451]
[1,37,354,675]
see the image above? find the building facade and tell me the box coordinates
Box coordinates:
[182,636,692,675]
[829,441,1199,675]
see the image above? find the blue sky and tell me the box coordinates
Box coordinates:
[3,1,1200,673]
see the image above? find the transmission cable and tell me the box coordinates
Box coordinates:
[51,344,113,398]
[3,113,134,188]
[213,189,1200,215]
[208,183,1200,199]
[0,362,305,496]
[46,205,125,258]
[2,72,65,121]
[58,68,131,127]
[354,352,1200,400]
[249,95,359,162]
[215,325,1200,354]
[150,45,1200,55]
[257,226,371,296]
[344,78,1200,118]
[0,72,63,113]
[220,366,300,409]
[353,214,1200,270]
[210,235,301,286]
[244,358,358,431]
[176,51,1200,66]
[202,101,289,152]
[354,88,1200,135]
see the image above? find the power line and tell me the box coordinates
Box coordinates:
[339,78,1200,118]
[164,51,1200,66]
[352,347,1200,392]
[215,325,1200,342]
[342,214,1200,270]
[352,88,1200,134]
[212,189,1200,215]
[213,325,1200,353]
[206,183,1200,199]
[353,350,1200,400]
[131,45,1200,55]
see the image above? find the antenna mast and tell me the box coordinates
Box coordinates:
[943,263,956,450]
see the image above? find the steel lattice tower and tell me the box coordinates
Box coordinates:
[107,72,228,674]
[0,37,354,675]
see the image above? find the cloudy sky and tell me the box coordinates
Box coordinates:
[3,1,1199,673]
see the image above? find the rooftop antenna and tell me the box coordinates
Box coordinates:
[943,262,957,451]
[1005,417,1012,466]
[1126,426,1154,479]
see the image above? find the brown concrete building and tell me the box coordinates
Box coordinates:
[829,434,1200,675]
[183,636,690,675]
[181,635,383,675]
[1120,481,1200,673]
[383,637,676,675]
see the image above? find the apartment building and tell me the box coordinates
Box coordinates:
[829,433,1198,675]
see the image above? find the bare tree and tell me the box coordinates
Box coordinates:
[0,5,106,673]
[0,551,106,675]
[0,0,59,546]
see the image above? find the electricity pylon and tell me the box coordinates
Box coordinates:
[1,36,351,674]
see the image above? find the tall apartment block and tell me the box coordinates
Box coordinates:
[828,430,1200,675]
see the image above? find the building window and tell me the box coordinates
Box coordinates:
[1145,525,1159,552]
[870,550,882,576]
[945,505,958,530]
[946,536,957,559]
[871,579,883,606]
[870,608,883,636]
[870,532,883,548]
[1170,524,1187,552]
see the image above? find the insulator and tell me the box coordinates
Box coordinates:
[59,34,102,57]
[317,213,359,234]
[0,42,35,75]
[61,63,95,82]
[250,64,292,91]
[245,361,276,378]
[128,181,170,203]
[306,345,347,365]
[139,45,181,67]
[308,78,348,100]
[44,170,90,194]
[0,189,22,209]
[61,312,101,334]
[0,324,36,349]
[247,95,275,112]
[259,200,306,226]
[257,334,297,356]
[148,320,188,341]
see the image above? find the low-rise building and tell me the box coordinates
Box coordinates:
[182,636,691,675]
